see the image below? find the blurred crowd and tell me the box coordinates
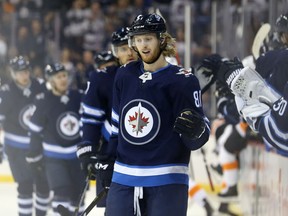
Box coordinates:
[0,0,212,88]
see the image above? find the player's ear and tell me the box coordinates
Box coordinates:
[160,37,166,49]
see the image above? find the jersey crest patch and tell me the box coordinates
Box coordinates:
[19,104,36,130]
[56,111,80,140]
[176,68,192,77]
[120,99,160,145]
[139,72,152,83]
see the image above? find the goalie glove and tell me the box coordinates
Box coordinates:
[77,141,98,180]
[234,96,270,132]
[230,67,281,107]
[174,109,206,140]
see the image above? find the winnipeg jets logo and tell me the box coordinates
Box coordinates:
[176,68,192,77]
[128,105,150,136]
[121,99,160,145]
[60,95,69,104]
[19,104,36,130]
[139,72,152,83]
[23,88,31,97]
[57,112,80,140]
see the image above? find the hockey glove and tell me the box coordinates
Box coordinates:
[195,54,223,93]
[95,155,114,189]
[174,109,206,140]
[215,81,240,125]
[26,151,46,179]
[0,143,3,164]
[77,141,98,180]
[217,57,244,87]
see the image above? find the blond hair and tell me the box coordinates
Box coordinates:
[161,32,177,57]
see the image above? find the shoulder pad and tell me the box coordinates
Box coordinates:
[176,67,194,77]
[35,92,45,100]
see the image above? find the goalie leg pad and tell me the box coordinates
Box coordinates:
[231,67,281,106]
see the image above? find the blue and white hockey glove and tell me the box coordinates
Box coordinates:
[217,57,244,87]
[174,109,206,140]
[77,141,98,180]
[95,155,114,189]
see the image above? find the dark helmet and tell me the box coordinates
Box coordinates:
[9,56,30,71]
[111,27,129,46]
[129,13,166,37]
[275,13,288,33]
[44,63,65,77]
[94,50,116,68]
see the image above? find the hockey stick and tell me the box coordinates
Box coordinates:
[251,23,271,60]
[80,187,109,216]
[201,148,215,192]
[57,167,92,216]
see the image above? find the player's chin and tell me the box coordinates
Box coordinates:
[141,56,154,64]
[126,59,136,64]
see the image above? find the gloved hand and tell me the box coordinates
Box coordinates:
[77,141,98,180]
[174,109,206,140]
[0,143,3,163]
[215,81,240,125]
[95,155,115,189]
[195,54,223,93]
[217,57,244,87]
[26,151,45,173]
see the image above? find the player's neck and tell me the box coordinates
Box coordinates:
[143,56,168,72]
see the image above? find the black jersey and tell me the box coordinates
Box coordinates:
[29,89,83,159]
[255,48,288,153]
[81,65,119,148]
[109,61,210,187]
[0,79,46,149]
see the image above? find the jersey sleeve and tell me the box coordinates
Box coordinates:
[173,73,211,150]
[257,83,288,154]
[0,85,11,125]
[105,72,121,158]
[80,71,108,149]
[28,94,46,154]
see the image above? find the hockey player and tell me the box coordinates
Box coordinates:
[92,13,210,216]
[0,56,50,216]
[213,12,288,157]
[27,63,86,215]
[93,50,118,70]
[77,27,138,208]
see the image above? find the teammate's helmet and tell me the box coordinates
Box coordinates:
[44,63,65,78]
[94,50,116,68]
[9,56,30,72]
[275,13,288,33]
[111,27,129,46]
[128,13,166,37]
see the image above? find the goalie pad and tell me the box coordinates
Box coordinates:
[230,67,281,107]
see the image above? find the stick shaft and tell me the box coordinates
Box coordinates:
[201,148,215,191]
